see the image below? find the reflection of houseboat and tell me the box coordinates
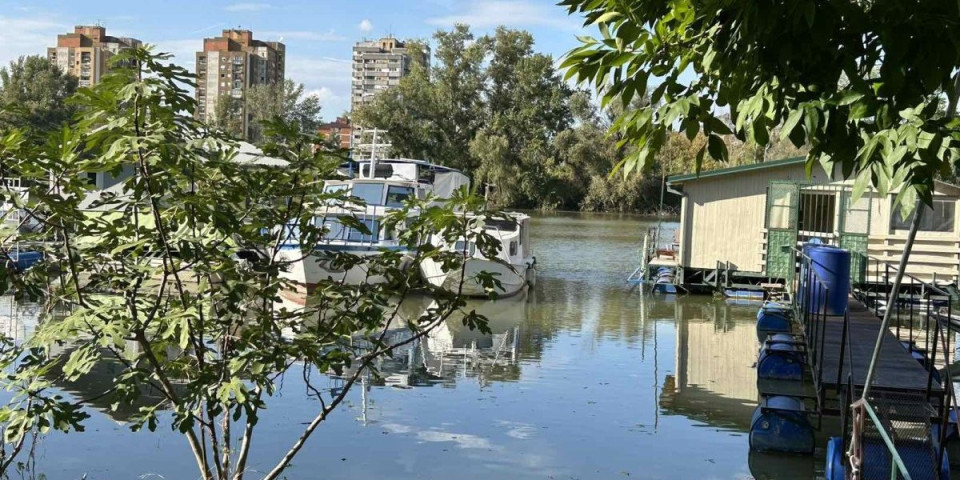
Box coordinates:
[277,159,470,291]
[420,213,536,297]
[666,157,960,291]
[658,300,760,431]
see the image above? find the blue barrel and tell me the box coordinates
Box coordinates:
[825,437,845,480]
[757,343,805,381]
[756,309,791,342]
[749,396,815,454]
[798,242,823,307]
[806,246,850,315]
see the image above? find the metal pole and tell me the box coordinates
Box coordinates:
[862,203,924,399]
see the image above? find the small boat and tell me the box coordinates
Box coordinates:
[420,213,536,297]
[277,159,470,292]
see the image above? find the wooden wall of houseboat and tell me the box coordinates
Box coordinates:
[678,163,829,272]
[676,163,960,284]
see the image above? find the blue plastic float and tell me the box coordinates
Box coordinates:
[749,396,815,454]
[825,437,845,480]
[757,342,805,381]
[756,302,792,342]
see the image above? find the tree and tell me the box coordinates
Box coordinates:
[560,0,960,412]
[0,55,78,137]
[0,47,498,480]
[246,79,323,143]
[560,0,960,210]
[211,93,245,138]
[355,26,574,209]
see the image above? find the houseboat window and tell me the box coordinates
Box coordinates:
[891,200,955,232]
[385,186,415,207]
[509,241,518,256]
[798,192,836,234]
[350,183,385,205]
[484,219,518,232]
[323,184,348,204]
[347,219,380,242]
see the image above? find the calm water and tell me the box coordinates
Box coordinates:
[0,212,821,479]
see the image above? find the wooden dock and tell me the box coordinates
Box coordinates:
[818,297,943,397]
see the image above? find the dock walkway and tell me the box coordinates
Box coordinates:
[818,298,943,396]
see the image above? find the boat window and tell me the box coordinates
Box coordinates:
[347,219,380,242]
[350,183,385,205]
[891,199,955,232]
[798,191,836,234]
[324,184,348,194]
[385,185,415,207]
[318,218,347,240]
[484,218,518,232]
[454,240,476,256]
[509,241,518,256]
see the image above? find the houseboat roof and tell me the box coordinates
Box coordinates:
[667,157,805,185]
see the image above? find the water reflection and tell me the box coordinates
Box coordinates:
[659,299,761,431]
[0,213,828,480]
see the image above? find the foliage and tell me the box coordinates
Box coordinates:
[0,56,78,138]
[355,25,574,208]
[211,93,245,139]
[560,0,960,214]
[246,80,323,143]
[0,47,497,480]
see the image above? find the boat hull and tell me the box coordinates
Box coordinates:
[420,257,534,298]
[278,248,413,292]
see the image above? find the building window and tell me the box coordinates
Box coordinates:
[798,191,837,234]
[891,199,956,232]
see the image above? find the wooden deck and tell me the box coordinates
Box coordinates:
[819,298,944,394]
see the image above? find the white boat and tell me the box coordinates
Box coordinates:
[277,159,470,293]
[419,213,536,297]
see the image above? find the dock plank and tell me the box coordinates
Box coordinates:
[817,298,943,394]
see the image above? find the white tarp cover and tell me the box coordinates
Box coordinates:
[433,171,471,199]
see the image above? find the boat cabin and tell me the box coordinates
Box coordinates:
[666,157,960,287]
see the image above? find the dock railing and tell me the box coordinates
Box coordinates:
[793,250,956,479]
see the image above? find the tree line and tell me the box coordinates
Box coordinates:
[354,25,809,213]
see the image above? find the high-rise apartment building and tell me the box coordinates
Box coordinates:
[195,29,285,136]
[47,26,142,87]
[351,37,429,158]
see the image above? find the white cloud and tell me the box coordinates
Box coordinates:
[153,39,201,69]
[224,3,272,12]
[260,30,347,42]
[426,0,579,30]
[286,56,353,116]
[0,16,69,67]
[358,19,373,33]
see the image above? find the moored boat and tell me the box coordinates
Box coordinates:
[277,159,469,292]
[419,213,536,297]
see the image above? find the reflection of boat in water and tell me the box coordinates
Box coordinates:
[420,292,529,382]
[420,213,536,298]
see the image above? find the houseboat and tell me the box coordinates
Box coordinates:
[277,158,470,292]
[419,212,536,297]
[662,156,960,292]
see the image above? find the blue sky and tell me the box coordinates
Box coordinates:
[0,0,589,118]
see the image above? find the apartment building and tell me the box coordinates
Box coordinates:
[351,37,429,158]
[47,26,142,87]
[195,29,285,137]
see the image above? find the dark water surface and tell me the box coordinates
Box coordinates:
[0,212,820,479]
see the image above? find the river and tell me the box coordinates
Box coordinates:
[0,212,821,479]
